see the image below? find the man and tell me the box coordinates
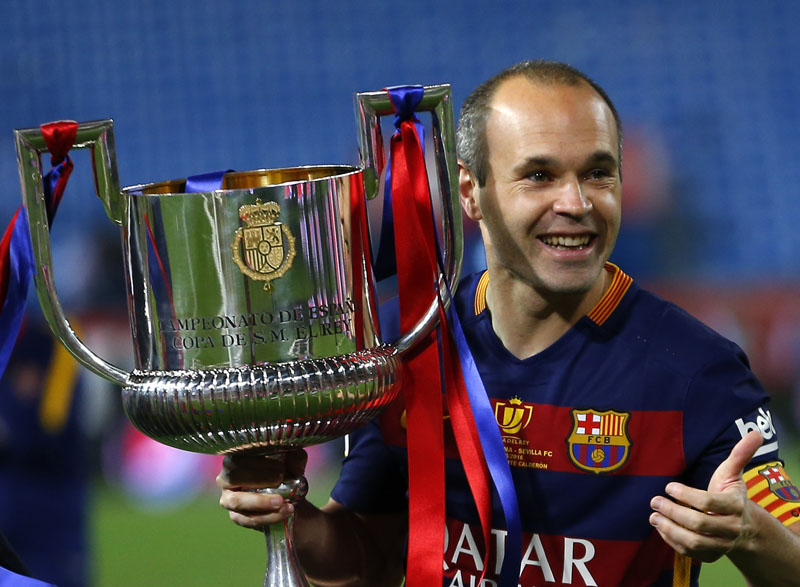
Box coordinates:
[218,60,800,586]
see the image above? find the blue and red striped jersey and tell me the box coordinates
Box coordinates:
[331,264,798,586]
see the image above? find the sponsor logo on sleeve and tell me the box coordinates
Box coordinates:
[735,407,778,457]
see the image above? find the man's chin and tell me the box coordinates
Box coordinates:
[534,266,606,297]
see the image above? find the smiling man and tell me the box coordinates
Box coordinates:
[218,60,800,586]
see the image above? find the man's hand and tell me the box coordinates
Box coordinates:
[648,430,763,562]
[216,449,308,530]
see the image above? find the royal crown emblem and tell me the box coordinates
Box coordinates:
[494,397,534,435]
[567,408,631,474]
[232,199,295,290]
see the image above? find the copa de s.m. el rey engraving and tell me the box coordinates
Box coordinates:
[15,85,462,587]
[233,198,296,291]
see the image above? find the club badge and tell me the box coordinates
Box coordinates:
[567,408,631,474]
[759,464,800,502]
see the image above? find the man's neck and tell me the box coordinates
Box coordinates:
[484,267,613,360]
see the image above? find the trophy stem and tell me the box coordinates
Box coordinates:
[260,476,310,587]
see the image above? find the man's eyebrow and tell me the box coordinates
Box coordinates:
[585,150,619,168]
[513,156,558,175]
[512,151,619,175]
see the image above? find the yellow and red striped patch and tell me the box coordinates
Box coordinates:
[744,461,800,527]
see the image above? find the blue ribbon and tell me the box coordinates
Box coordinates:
[185,169,233,193]
[0,153,73,381]
[373,86,427,281]
[43,156,72,226]
[447,300,522,587]
[433,218,522,586]
[0,210,34,381]
[386,87,522,585]
[0,566,56,586]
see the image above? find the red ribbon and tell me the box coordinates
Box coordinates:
[349,172,381,349]
[40,121,78,223]
[0,121,77,381]
[390,117,493,585]
[0,121,77,308]
[391,118,445,587]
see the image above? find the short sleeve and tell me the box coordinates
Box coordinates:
[330,418,409,514]
[682,347,775,489]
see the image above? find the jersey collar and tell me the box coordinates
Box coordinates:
[473,262,634,326]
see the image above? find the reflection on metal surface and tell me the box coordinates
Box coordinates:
[15,83,461,586]
[122,346,400,454]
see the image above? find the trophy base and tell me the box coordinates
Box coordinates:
[120,345,401,455]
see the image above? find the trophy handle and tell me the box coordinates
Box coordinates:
[15,119,129,386]
[355,84,463,355]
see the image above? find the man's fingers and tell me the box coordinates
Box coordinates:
[650,494,742,539]
[220,487,284,512]
[649,512,731,563]
[217,450,307,489]
[227,507,293,530]
[714,431,763,482]
[660,482,743,516]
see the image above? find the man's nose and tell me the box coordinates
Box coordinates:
[552,178,592,218]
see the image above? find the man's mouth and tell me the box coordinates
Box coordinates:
[539,234,592,250]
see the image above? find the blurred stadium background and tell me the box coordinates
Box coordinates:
[1,0,798,584]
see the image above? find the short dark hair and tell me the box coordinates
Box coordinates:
[456,59,623,186]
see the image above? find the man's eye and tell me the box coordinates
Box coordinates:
[585,169,612,181]
[529,171,550,182]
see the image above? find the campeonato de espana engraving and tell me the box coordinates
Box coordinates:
[232,199,295,290]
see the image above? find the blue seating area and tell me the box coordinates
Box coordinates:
[1,0,798,283]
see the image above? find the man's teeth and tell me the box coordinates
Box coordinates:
[541,235,591,249]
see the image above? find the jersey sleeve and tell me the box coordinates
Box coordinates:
[329,417,409,514]
[681,344,777,487]
[680,344,799,527]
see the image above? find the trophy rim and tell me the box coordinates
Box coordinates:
[124,164,362,196]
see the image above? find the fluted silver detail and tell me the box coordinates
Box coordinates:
[121,345,400,455]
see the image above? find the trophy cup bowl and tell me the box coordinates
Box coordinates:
[15,86,461,585]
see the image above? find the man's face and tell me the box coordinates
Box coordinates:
[462,77,622,297]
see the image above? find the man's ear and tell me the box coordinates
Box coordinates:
[459,163,482,221]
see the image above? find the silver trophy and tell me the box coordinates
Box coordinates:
[15,85,461,585]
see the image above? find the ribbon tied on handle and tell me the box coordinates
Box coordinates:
[384,86,520,587]
[0,121,78,380]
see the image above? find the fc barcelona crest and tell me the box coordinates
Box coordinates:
[567,408,631,474]
[232,199,295,290]
[759,464,800,502]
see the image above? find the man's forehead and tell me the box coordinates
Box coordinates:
[485,77,618,153]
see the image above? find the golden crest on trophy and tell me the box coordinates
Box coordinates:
[232,199,295,290]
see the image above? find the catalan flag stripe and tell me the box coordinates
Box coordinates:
[601,414,622,436]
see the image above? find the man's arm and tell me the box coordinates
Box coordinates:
[650,431,800,585]
[217,450,407,587]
